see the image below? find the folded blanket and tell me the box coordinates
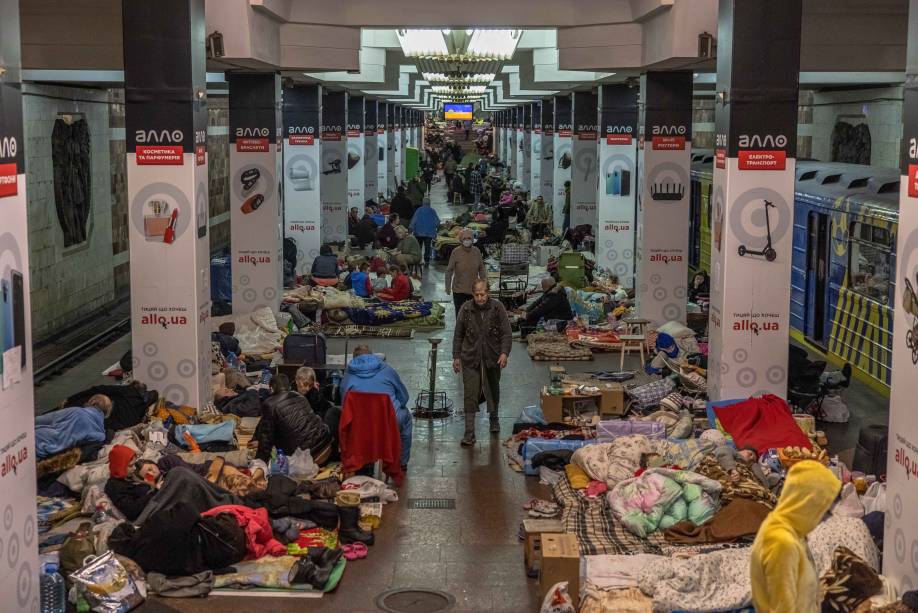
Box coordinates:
[608,467,722,538]
[637,548,753,612]
[712,394,811,454]
[663,497,770,544]
[572,435,666,488]
[344,300,438,326]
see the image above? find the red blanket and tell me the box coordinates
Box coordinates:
[712,394,811,454]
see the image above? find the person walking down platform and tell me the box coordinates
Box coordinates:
[453,280,512,446]
[445,229,486,313]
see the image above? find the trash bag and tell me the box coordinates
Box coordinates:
[834,482,865,518]
[862,482,886,515]
[288,448,318,480]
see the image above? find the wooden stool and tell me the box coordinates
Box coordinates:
[453,192,462,206]
[522,518,564,577]
[619,334,646,369]
[621,317,651,336]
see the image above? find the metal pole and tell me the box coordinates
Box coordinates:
[428,338,441,414]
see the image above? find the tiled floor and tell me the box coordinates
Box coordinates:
[37,175,891,612]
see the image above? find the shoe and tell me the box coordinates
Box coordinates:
[307,546,344,570]
[337,506,375,546]
[460,433,476,447]
[490,418,500,434]
[288,558,331,589]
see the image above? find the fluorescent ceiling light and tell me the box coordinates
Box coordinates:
[423,72,495,84]
[397,29,449,57]
[467,29,520,60]
[432,85,487,94]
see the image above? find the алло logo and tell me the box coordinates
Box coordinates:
[235,127,270,138]
[652,125,686,135]
[135,129,183,143]
[738,134,787,148]
[1,135,18,158]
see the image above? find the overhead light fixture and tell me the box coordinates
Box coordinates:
[397,29,449,57]
[432,85,487,94]
[422,72,495,85]
[466,29,520,60]
[441,29,451,35]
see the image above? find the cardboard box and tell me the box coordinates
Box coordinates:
[540,388,564,423]
[522,518,564,576]
[560,377,625,417]
[540,386,608,422]
[540,533,580,607]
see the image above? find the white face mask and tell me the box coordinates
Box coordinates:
[462,239,473,248]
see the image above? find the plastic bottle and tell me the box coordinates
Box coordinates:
[226,351,238,370]
[40,563,66,613]
[274,448,289,475]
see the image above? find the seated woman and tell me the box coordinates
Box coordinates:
[392,226,421,270]
[252,374,333,465]
[310,244,340,287]
[35,394,112,459]
[294,367,342,459]
[376,265,411,302]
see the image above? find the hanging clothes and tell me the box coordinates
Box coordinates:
[52,118,92,247]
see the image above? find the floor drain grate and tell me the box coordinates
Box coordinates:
[376,588,456,613]
[407,498,456,510]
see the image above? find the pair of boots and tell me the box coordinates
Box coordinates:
[460,411,500,447]
[288,546,343,588]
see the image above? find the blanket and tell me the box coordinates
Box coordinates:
[212,306,283,355]
[712,394,811,454]
[693,454,777,509]
[342,300,442,327]
[663,497,771,544]
[609,468,722,538]
[35,407,106,459]
[527,331,594,361]
[637,548,753,612]
[572,435,667,489]
[553,478,665,556]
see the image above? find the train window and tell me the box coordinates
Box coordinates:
[849,222,892,304]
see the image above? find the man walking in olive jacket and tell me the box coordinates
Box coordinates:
[453,280,512,446]
[445,229,487,313]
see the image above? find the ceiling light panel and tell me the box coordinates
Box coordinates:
[423,72,496,84]
[466,29,520,60]
[397,29,449,57]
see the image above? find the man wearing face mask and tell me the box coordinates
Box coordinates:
[445,229,487,313]
[453,280,512,445]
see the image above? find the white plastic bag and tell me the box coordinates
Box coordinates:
[834,482,865,518]
[287,448,318,479]
[862,482,887,514]
[820,394,850,423]
[540,581,576,613]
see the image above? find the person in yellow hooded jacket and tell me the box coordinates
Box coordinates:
[750,459,841,613]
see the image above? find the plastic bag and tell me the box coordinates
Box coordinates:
[69,551,144,613]
[834,482,865,518]
[519,405,547,425]
[821,394,850,423]
[540,581,576,613]
[287,448,318,479]
[862,482,887,514]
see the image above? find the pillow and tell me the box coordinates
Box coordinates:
[657,320,695,340]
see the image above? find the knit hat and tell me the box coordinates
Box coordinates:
[699,429,727,448]
[108,444,137,479]
[218,322,236,336]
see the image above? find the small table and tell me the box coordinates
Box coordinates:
[621,317,651,336]
[618,334,646,369]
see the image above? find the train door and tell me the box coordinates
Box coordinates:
[806,212,829,346]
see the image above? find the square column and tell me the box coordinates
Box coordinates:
[635,71,693,324]
[508,107,518,180]
[347,95,365,209]
[540,101,554,215]
[597,84,639,288]
[228,72,283,315]
[283,84,322,276]
[0,0,39,607]
[393,105,403,185]
[320,90,348,242]
[707,1,802,400]
[519,105,532,193]
[124,0,212,408]
[378,102,389,199]
[386,103,396,196]
[571,90,599,230]
[530,102,543,199]
[364,99,379,205]
[496,110,505,160]
[552,94,573,230]
[400,107,408,178]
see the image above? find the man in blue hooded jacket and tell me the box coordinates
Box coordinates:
[408,198,441,265]
[339,345,413,467]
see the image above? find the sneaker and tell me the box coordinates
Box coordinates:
[460,433,476,447]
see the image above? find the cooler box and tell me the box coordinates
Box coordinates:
[522,438,596,476]
[596,420,665,443]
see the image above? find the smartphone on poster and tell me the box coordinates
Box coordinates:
[11,270,25,367]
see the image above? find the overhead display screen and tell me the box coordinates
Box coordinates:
[444,103,473,120]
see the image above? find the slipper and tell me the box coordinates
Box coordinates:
[342,542,368,560]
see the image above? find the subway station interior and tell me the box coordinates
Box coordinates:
[1,0,918,611]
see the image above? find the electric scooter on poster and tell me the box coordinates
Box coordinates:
[738,199,777,262]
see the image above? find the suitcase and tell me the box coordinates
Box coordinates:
[852,424,888,476]
[283,333,327,365]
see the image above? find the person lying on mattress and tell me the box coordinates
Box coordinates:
[35,394,113,459]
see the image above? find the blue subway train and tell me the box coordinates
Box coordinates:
[689,154,900,394]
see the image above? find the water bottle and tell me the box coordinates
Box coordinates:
[226,351,238,370]
[260,368,273,386]
[40,563,66,613]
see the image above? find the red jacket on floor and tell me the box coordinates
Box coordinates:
[378,274,411,302]
[201,505,286,560]
[339,390,404,485]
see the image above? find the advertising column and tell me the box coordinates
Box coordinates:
[283,85,321,276]
[503,111,512,166]
[597,84,639,287]
[888,0,918,593]
[571,90,599,230]
[401,107,408,179]
[347,95,365,210]
[541,101,554,218]
[124,0,212,409]
[496,111,505,161]
[635,72,692,324]
[386,104,397,195]
[364,99,378,206]
[0,1,39,608]
[508,107,518,180]
[378,102,389,199]
[707,1,801,401]
[393,106,403,185]
[519,105,531,193]
[228,73,282,315]
[531,102,542,199]
[320,90,348,242]
[552,95,573,230]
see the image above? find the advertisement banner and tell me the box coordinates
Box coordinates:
[597,84,638,287]
[508,108,518,180]
[530,102,542,199]
[364,99,378,207]
[0,1,38,607]
[124,0,212,411]
[706,0,801,402]
[378,102,388,199]
[541,102,554,213]
[229,73,282,315]
[321,90,348,242]
[400,107,408,181]
[393,107,403,184]
[386,104,396,196]
[503,111,512,168]
[635,72,692,324]
[347,96,365,209]
[571,90,598,230]
[519,105,531,193]
[283,85,321,275]
[553,95,573,230]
